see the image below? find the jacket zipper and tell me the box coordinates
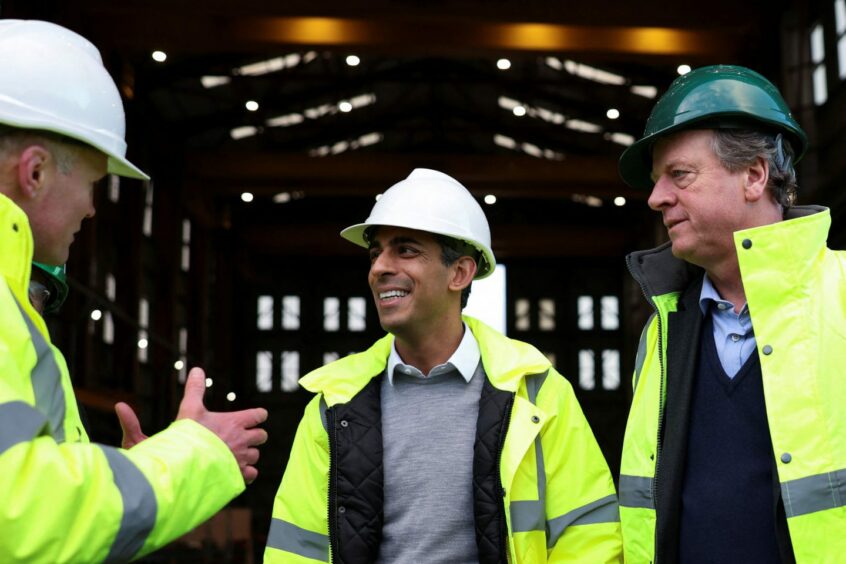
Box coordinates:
[326,406,338,564]
[626,257,665,564]
[496,392,515,564]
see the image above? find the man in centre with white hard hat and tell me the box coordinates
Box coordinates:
[264,168,622,563]
[0,20,268,562]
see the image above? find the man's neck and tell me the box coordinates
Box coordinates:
[394,319,465,376]
[705,263,746,313]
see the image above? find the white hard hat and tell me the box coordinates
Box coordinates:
[0,20,148,179]
[341,168,496,279]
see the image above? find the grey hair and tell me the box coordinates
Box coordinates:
[0,124,81,175]
[710,129,798,209]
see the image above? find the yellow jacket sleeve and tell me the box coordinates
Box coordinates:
[265,395,331,563]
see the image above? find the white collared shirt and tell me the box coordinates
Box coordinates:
[386,322,480,385]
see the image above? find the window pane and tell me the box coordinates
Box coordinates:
[577,296,594,330]
[256,351,273,392]
[257,295,274,330]
[281,351,300,392]
[813,64,828,105]
[811,23,825,63]
[324,352,340,364]
[579,349,595,390]
[602,349,621,390]
[539,298,556,331]
[108,175,120,203]
[103,311,114,344]
[839,36,846,79]
[600,296,619,330]
[348,297,367,331]
[324,297,340,331]
[515,298,530,331]
[282,295,300,330]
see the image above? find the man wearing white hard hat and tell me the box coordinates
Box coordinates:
[0,20,268,562]
[265,169,622,563]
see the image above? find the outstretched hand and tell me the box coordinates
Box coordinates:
[177,367,269,484]
[115,401,149,449]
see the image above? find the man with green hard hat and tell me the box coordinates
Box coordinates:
[617,64,846,563]
[0,19,269,562]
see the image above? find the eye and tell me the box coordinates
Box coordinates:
[670,169,690,179]
[398,245,420,256]
[368,248,381,262]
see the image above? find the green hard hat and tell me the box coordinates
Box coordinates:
[618,65,809,189]
[32,262,69,314]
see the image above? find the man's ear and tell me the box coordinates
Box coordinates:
[743,155,770,203]
[449,256,477,292]
[16,144,50,199]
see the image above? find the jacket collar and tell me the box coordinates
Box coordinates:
[0,192,34,301]
[626,205,828,303]
[300,315,551,405]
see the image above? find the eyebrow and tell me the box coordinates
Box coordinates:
[368,235,422,250]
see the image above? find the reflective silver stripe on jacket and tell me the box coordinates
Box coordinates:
[618,475,655,509]
[782,468,846,518]
[0,401,49,454]
[15,300,65,442]
[267,517,329,561]
[547,494,620,546]
[633,313,656,391]
[99,446,158,563]
[510,371,618,545]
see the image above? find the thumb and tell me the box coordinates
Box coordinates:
[178,367,208,419]
[115,402,145,449]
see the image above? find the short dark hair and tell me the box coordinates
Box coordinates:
[710,129,798,209]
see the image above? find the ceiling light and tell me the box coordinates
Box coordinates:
[174,360,184,370]
[513,105,527,117]
[497,58,511,70]
[151,50,167,63]
[677,64,692,75]
[137,338,149,349]
[226,392,237,401]
[606,108,620,120]
[614,196,626,206]
[346,55,360,66]
[90,309,102,321]
[201,75,231,89]
[241,192,254,203]
[630,85,658,98]
[338,101,353,113]
[205,378,213,388]
[273,192,292,204]
[245,100,259,112]
[230,126,259,140]
[484,194,497,205]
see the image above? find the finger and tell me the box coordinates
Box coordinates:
[241,447,260,466]
[177,368,207,417]
[228,407,268,428]
[241,427,268,447]
[242,465,258,485]
[115,402,145,447]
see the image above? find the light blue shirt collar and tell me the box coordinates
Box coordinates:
[698,273,749,316]
[386,322,480,385]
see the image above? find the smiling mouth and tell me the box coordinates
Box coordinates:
[379,290,409,300]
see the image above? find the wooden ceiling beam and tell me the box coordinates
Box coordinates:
[184,152,646,200]
[87,14,744,61]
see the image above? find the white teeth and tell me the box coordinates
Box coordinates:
[379,290,408,299]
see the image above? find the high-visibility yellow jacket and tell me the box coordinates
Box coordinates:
[0,193,245,563]
[620,206,846,563]
[265,316,622,563]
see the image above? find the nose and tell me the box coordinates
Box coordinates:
[369,249,397,280]
[647,175,675,211]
